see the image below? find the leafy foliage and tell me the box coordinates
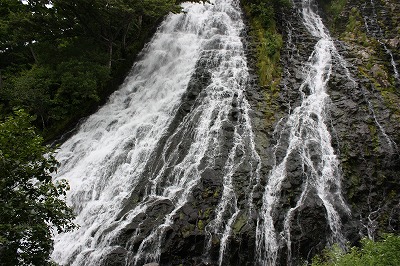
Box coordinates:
[0,0,202,140]
[311,234,400,266]
[0,110,75,265]
[245,0,291,28]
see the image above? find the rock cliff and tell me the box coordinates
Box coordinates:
[51,0,400,265]
[119,0,400,264]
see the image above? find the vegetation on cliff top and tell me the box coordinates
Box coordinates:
[0,0,201,141]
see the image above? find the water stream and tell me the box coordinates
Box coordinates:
[255,0,351,264]
[362,0,400,83]
[52,2,212,264]
[131,0,262,263]
[360,0,398,152]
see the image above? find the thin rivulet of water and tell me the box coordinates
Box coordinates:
[362,0,400,83]
[255,0,352,265]
[203,92,262,266]
[359,0,398,152]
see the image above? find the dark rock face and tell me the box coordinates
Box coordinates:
[324,0,400,240]
[269,0,400,263]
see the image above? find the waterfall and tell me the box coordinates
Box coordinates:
[52,0,261,265]
[255,0,351,264]
[51,2,205,264]
[130,0,262,263]
[51,0,367,264]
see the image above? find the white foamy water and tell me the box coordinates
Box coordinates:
[131,0,262,264]
[52,0,261,265]
[52,2,210,265]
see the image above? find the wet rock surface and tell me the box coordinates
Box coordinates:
[326,0,400,241]
[104,1,400,265]
[273,0,400,263]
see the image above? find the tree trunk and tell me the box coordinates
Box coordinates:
[108,41,113,69]
[122,22,131,58]
[0,70,3,90]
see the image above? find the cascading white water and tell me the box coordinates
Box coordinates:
[52,0,261,265]
[131,0,263,264]
[255,0,351,265]
[51,2,210,265]
[52,0,395,263]
[203,91,262,266]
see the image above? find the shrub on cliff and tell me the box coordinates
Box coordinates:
[311,234,400,266]
[0,110,75,265]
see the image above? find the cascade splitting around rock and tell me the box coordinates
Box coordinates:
[52,0,400,265]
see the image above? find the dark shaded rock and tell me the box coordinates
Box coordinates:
[281,196,330,264]
[101,246,127,266]
[115,198,174,249]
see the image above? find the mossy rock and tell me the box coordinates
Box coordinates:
[232,213,248,235]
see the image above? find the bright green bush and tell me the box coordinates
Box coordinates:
[0,110,75,265]
[311,234,400,266]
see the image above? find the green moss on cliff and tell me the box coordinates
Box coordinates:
[241,0,290,127]
[319,0,347,23]
[381,90,400,117]
[332,4,400,122]
[232,213,247,235]
[197,219,205,231]
[250,19,282,87]
[241,1,287,88]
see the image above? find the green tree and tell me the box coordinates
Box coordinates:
[311,234,400,266]
[53,0,188,68]
[52,60,110,120]
[2,66,55,129]
[0,0,205,140]
[0,110,75,266]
